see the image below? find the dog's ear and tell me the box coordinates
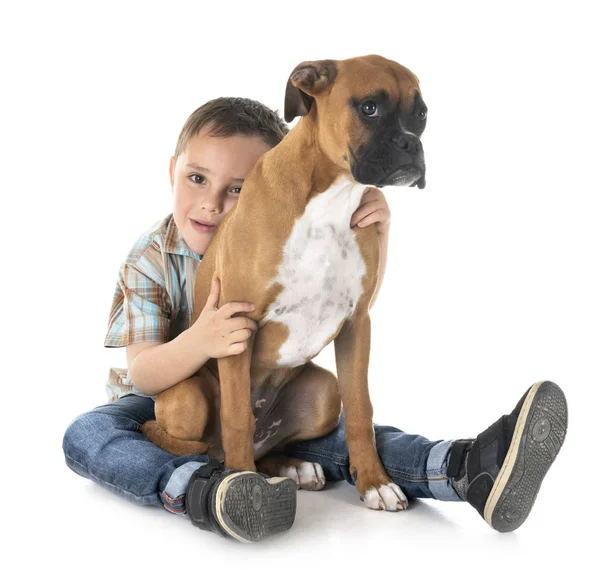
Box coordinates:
[284,60,338,123]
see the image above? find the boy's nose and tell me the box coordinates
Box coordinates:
[201,202,221,213]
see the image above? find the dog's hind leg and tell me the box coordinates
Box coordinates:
[255,361,342,490]
[142,371,219,456]
[141,419,211,456]
[257,453,327,491]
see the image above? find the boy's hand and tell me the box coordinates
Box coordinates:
[190,277,257,359]
[350,186,391,235]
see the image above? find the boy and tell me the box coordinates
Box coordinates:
[62,97,568,543]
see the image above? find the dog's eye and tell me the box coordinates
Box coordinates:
[362,101,379,117]
[418,108,428,121]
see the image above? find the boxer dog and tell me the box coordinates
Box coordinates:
[142,54,427,511]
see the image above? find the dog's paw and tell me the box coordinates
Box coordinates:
[362,482,408,511]
[280,461,326,491]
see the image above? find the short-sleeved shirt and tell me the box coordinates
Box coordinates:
[104,213,202,402]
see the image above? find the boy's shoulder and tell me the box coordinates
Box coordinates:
[123,213,173,267]
[120,213,201,283]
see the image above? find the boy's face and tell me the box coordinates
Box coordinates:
[170,126,272,255]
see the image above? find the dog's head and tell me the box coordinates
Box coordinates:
[284,54,426,189]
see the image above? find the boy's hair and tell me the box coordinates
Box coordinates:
[174,97,290,160]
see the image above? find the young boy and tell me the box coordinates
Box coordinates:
[62,97,568,543]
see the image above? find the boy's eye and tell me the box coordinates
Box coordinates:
[190,174,206,184]
[231,187,242,194]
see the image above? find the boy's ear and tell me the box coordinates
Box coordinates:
[169,156,175,189]
[284,59,338,123]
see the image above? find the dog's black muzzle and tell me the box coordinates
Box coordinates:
[351,131,426,189]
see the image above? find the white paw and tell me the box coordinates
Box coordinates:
[363,483,408,511]
[280,461,326,490]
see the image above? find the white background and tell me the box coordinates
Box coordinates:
[1,0,598,567]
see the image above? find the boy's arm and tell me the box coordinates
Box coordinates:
[369,226,390,310]
[350,186,391,311]
[126,276,256,396]
[127,330,210,396]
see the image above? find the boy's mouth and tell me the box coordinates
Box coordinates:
[191,218,217,232]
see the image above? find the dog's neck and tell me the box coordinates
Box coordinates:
[240,118,350,210]
[228,118,366,247]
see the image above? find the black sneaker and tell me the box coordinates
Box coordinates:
[448,381,568,532]
[185,459,297,543]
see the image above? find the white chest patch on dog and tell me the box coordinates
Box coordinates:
[261,177,368,367]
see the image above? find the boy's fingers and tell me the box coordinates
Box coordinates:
[220,301,256,318]
[228,316,258,332]
[229,342,248,355]
[205,277,220,309]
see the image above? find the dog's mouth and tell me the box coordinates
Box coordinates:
[349,144,426,189]
[376,166,425,189]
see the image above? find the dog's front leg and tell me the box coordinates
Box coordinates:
[218,338,256,472]
[334,311,407,511]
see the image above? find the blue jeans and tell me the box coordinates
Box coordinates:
[62,395,460,515]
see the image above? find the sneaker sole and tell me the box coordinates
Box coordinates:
[214,472,296,543]
[484,380,568,532]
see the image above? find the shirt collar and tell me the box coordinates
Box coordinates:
[164,214,203,261]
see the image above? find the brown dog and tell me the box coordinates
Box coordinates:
[142,54,427,510]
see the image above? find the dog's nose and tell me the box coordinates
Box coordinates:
[394,134,422,155]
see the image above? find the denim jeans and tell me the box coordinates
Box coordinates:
[62,394,460,515]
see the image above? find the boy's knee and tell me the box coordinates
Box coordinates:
[63,411,100,459]
[62,410,132,463]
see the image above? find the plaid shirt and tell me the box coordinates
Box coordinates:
[104,213,202,401]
